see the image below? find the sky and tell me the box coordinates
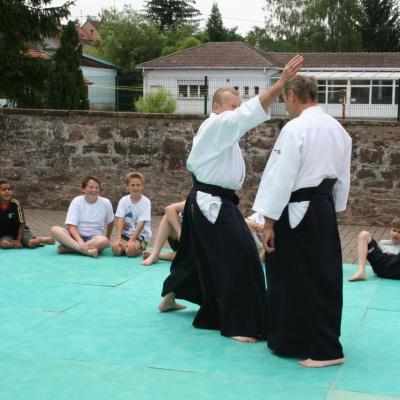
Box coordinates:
[50,0,266,35]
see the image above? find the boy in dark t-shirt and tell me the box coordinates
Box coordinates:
[0,180,54,249]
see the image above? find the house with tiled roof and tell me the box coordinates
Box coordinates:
[137,42,400,119]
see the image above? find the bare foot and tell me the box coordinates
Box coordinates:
[57,245,74,254]
[142,253,159,266]
[0,240,14,249]
[158,293,186,312]
[142,251,151,260]
[349,271,368,282]
[86,248,99,258]
[231,336,258,343]
[298,358,345,368]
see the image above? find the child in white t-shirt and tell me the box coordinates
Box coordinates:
[112,172,152,258]
[50,176,114,257]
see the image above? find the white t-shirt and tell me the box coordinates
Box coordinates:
[65,195,114,237]
[115,194,152,241]
[379,239,400,255]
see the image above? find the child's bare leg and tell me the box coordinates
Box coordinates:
[50,226,82,254]
[27,238,42,248]
[125,240,142,258]
[37,236,55,245]
[349,231,371,282]
[86,235,110,257]
[0,240,14,249]
[298,357,345,368]
[142,215,174,266]
[158,292,186,312]
[158,252,176,262]
[51,226,97,256]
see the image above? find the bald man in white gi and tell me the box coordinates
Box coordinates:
[159,56,304,343]
[253,75,352,367]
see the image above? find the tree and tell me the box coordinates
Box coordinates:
[99,6,163,68]
[0,0,72,107]
[162,36,202,56]
[135,87,176,113]
[206,2,225,41]
[263,0,363,51]
[144,0,200,32]
[359,0,400,51]
[47,21,89,110]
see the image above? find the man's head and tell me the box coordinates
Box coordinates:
[0,180,12,203]
[390,217,400,243]
[212,87,242,114]
[282,75,317,118]
[126,171,144,196]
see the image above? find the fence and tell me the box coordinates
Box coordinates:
[142,74,400,120]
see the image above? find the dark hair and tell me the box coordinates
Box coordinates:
[126,171,144,184]
[81,176,101,189]
[283,75,317,103]
[0,179,9,187]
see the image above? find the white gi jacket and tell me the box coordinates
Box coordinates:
[187,96,270,223]
[253,106,352,228]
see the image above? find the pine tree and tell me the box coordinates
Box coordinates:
[0,0,71,107]
[47,21,89,110]
[359,0,400,51]
[206,3,225,41]
[144,0,200,31]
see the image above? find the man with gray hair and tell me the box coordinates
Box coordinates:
[253,74,352,367]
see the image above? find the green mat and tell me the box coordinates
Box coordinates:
[0,246,399,400]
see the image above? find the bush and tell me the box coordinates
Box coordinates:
[135,87,176,113]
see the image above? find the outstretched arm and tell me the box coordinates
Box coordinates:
[259,55,304,112]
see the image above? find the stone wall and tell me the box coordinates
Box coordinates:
[1,108,399,226]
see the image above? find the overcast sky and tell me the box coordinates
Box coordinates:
[50,0,266,35]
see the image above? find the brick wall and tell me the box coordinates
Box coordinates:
[1,108,399,225]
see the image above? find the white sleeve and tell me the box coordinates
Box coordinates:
[65,198,80,226]
[333,136,352,212]
[253,127,302,220]
[138,199,151,222]
[187,96,269,167]
[105,200,114,224]
[115,197,126,218]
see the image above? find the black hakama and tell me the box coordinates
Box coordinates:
[162,177,266,338]
[265,179,344,360]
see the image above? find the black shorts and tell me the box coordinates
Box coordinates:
[167,236,180,252]
[367,239,400,279]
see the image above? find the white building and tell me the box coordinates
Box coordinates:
[81,53,117,111]
[137,42,400,119]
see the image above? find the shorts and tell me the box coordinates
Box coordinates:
[80,236,94,242]
[121,234,148,251]
[367,239,400,279]
[0,227,35,246]
[167,236,180,252]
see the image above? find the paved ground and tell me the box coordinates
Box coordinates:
[25,208,391,264]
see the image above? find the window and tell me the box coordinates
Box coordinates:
[178,81,206,98]
[327,80,347,104]
[317,80,326,104]
[234,86,239,91]
[178,85,188,98]
[396,84,399,105]
[244,86,249,97]
[254,86,259,95]
[372,80,393,104]
[351,87,370,104]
